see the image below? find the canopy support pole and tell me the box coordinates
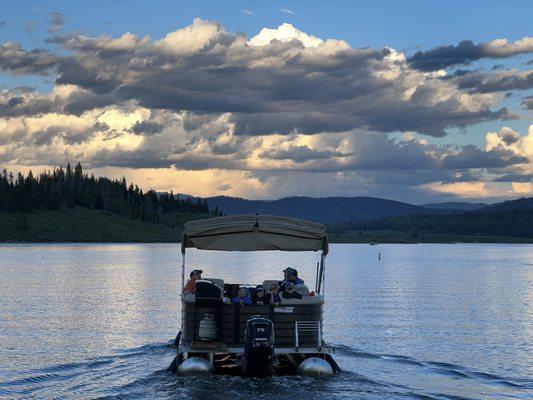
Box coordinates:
[321,254,326,299]
[317,252,325,294]
[181,252,186,292]
[315,261,319,292]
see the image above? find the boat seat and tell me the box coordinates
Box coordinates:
[203,278,225,294]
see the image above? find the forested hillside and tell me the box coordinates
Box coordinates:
[328,198,533,240]
[0,163,210,223]
[207,195,436,223]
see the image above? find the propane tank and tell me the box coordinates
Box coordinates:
[198,313,217,341]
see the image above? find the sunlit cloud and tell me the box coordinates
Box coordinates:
[0,18,532,201]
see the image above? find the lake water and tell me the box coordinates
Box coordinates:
[0,243,532,399]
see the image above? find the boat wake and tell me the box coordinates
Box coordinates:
[1,341,531,400]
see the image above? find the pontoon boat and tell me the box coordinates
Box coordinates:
[171,215,340,377]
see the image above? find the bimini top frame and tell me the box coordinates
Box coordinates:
[180,215,329,294]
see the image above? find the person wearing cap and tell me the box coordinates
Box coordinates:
[280,281,302,299]
[252,285,266,305]
[279,268,304,292]
[182,269,203,295]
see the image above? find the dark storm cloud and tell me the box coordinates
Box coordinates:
[442,145,528,169]
[130,120,165,135]
[90,148,176,169]
[492,173,533,182]
[260,145,351,163]
[0,42,63,75]
[62,90,115,115]
[452,70,533,93]
[475,71,533,93]
[0,87,114,118]
[409,38,533,71]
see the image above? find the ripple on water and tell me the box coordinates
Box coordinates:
[1,243,532,399]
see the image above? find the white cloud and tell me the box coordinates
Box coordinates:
[280,8,296,15]
[241,9,255,16]
[1,19,532,201]
[155,17,227,55]
[249,23,323,47]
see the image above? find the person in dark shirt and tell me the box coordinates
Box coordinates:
[279,268,304,292]
[264,283,281,305]
[252,285,266,305]
[280,282,302,299]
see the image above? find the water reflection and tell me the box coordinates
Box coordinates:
[0,243,532,399]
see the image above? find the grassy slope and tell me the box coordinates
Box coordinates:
[1,208,531,243]
[0,207,210,242]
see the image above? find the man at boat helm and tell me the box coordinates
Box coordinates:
[280,267,304,292]
[182,269,203,295]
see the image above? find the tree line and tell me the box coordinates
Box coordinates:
[327,207,533,238]
[0,163,214,223]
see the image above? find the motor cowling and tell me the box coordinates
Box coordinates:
[243,317,275,377]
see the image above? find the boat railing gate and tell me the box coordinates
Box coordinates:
[294,320,322,351]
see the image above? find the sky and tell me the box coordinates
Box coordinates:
[0,1,532,203]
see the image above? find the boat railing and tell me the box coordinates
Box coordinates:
[294,320,322,351]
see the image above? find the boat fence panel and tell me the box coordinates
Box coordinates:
[295,321,322,349]
[181,302,323,347]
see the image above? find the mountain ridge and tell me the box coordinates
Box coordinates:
[207,195,530,224]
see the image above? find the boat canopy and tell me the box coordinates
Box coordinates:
[181,215,328,255]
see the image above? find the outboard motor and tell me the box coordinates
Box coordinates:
[243,317,275,377]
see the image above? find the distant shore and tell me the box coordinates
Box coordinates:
[1,208,531,244]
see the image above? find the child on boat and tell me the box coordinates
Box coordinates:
[232,287,252,305]
[252,285,266,305]
[264,282,281,305]
[281,281,302,299]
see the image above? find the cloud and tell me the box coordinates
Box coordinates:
[48,12,66,34]
[523,95,533,110]
[442,144,528,168]
[1,19,532,201]
[280,8,296,15]
[2,20,523,138]
[424,181,493,198]
[0,85,114,117]
[511,182,533,194]
[260,145,351,163]
[409,37,533,71]
[25,21,35,36]
[241,9,254,16]
[249,23,324,47]
[0,42,64,75]
[453,70,533,93]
